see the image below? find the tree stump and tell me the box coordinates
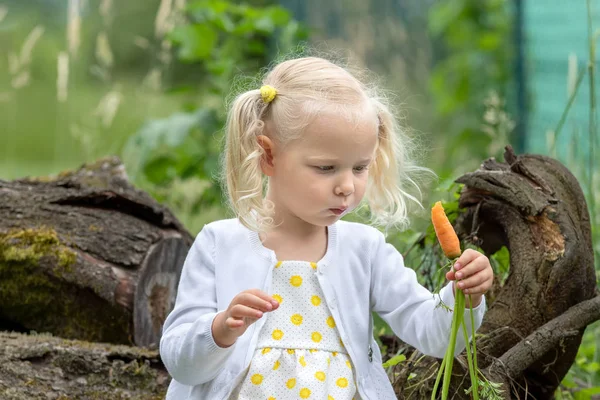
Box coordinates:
[389,146,600,399]
[0,157,193,348]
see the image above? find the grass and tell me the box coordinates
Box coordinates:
[0,80,185,180]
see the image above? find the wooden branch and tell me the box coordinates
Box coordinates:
[492,295,600,379]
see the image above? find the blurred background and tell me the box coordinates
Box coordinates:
[0,0,599,396]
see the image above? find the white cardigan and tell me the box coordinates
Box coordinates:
[159,218,486,399]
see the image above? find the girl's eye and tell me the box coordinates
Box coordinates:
[354,166,368,172]
[315,166,334,172]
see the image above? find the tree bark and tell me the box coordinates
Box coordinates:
[455,146,597,399]
[388,146,598,399]
[0,156,193,348]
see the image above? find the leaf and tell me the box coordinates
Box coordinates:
[168,24,217,62]
[490,246,510,275]
[574,386,600,400]
[583,361,600,373]
[478,32,502,51]
[214,14,235,32]
[247,39,266,55]
[143,154,178,185]
[265,6,290,25]
[253,15,275,33]
[382,354,406,368]
[122,108,220,180]
[428,0,466,36]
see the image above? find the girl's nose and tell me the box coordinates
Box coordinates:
[335,174,354,196]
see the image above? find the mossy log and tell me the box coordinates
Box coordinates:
[0,330,169,399]
[0,157,193,348]
[387,146,599,399]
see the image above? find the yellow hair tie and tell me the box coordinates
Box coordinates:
[260,85,277,104]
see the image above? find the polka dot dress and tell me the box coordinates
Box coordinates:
[231,261,357,400]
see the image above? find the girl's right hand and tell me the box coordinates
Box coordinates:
[211,289,279,348]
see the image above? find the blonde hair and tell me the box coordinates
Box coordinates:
[223,55,428,232]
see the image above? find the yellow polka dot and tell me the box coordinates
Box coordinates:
[332,352,338,357]
[286,378,296,389]
[290,275,303,287]
[311,295,321,306]
[309,349,317,353]
[327,357,331,365]
[346,360,352,368]
[328,396,335,400]
[300,388,311,398]
[273,360,280,370]
[299,356,307,367]
[315,371,326,381]
[336,377,348,388]
[339,338,344,347]
[291,313,303,325]
[268,397,276,400]
[326,316,336,328]
[275,261,282,268]
[262,347,271,354]
[311,331,322,343]
[272,329,283,340]
[272,294,283,304]
[287,349,295,354]
[310,262,317,269]
[251,374,263,385]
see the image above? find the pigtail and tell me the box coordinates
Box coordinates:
[223,90,273,231]
[367,100,427,230]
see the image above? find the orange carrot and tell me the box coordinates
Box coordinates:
[431,201,462,259]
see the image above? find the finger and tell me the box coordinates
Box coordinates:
[225,317,245,329]
[446,270,457,281]
[244,289,280,309]
[462,282,490,295]
[454,257,488,280]
[454,249,481,271]
[236,292,276,312]
[456,271,491,291]
[230,304,265,320]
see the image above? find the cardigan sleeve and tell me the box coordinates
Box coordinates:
[369,229,486,358]
[159,224,235,386]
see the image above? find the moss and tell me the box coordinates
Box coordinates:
[0,227,75,311]
[0,227,130,344]
[0,227,76,272]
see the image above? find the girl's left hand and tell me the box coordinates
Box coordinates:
[445,248,493,308]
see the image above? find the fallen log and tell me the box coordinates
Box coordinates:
[0,156,193,348]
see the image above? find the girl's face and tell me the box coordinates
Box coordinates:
[266,112,378,229]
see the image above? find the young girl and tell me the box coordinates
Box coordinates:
[160,56,493,400]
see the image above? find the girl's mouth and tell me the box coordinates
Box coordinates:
[329,208,347,215]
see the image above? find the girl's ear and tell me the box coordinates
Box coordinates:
[257,135,276,176]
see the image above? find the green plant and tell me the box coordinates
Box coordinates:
[552,0,600,396]
[122,0,307,226]
[428,0,513,178]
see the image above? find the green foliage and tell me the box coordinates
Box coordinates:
[556,321,600,399]
[427,0,513,177]
[167,0,308,94]
[123,108,223,206]
[382,354,406,369]
[124,1,307,228]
